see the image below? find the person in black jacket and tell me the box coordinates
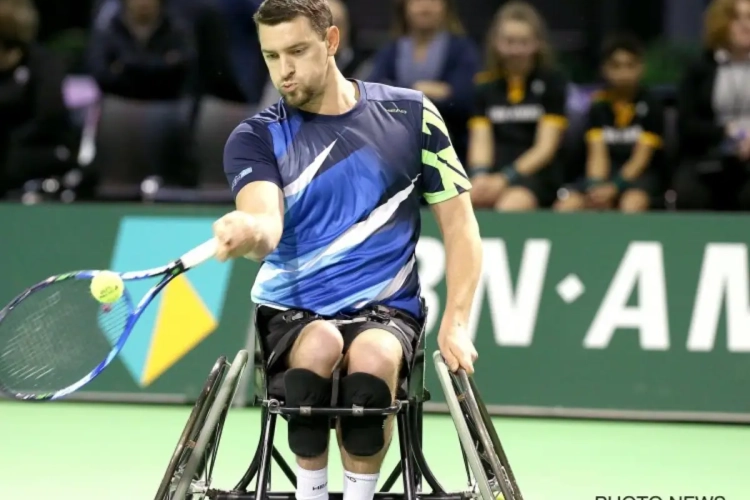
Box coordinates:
[367,0,481,163]
[673,0,750,211]
[0,0,74,198]
[87,0,196,101]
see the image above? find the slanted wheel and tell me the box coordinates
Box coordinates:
[171,350,250,499]
[432,351,524,500]
[154,356,229,500]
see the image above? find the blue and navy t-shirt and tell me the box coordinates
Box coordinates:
[223,80,470,320]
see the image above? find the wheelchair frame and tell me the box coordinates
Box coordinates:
[156,315,524,500]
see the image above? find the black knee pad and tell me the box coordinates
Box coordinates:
[339,372,392,457]
[284,368,333,458]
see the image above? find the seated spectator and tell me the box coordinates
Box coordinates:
[327,0,372,80]
[0,0,75,198]
[468,1,569,211]
[555,34,664,213]
[673,0,750,211]
[257,0,370,109]
[368,0,480,162]
[87,0,196,101]
[92,0,247,103]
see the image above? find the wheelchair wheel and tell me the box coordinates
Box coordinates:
[171,350,250,500]
[154,356,229,500]
[432,351,524,500]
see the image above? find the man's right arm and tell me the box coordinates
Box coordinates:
[222,121,285,261]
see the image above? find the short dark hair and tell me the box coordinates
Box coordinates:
[254,0,333,38]
[600,33,645,62]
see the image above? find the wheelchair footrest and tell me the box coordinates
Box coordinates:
[210,493,472,500]
[267,398,404,416]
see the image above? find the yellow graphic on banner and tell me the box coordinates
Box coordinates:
[141,274,218,386]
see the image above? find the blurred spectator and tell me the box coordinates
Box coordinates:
[257,0,370,109]
[87,0,196,101]
[673,0,750,211]
[467,1,568,211]
[92,0,246,103]
[327,0,372,79]
[555,34,664,213]
[368,0,480,161]
[217,0,267,103]
[0,0,75,198]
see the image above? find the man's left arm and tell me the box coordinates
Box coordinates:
[618,96,664,185]
[420,96,482,373]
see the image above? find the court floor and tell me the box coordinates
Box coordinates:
[2,400,747,499]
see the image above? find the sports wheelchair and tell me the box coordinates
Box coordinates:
[155,314,524,500]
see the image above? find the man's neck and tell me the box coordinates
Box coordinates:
[506,63,533,80]
[299,65,358,116]
[124,13,160,35]
[412,29,439,45]
[609,85,638,101]
[729,48,750,62]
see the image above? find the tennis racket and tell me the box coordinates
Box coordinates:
[0,237,219,401]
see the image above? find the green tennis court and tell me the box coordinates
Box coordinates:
[2,400,746,499]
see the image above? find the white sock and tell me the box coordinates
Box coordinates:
[343,470,379,500]
[296,466,328,500]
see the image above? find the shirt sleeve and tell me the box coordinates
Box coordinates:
[639,95,665,148]
[223,120,282,197]
[420,96,472,204]
[468,78,491,130]
[540,72,569,129]
[584,99,607,143]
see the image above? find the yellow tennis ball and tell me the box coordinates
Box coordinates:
[90,271,124,304]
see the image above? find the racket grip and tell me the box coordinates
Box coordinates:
[180,238,219,269]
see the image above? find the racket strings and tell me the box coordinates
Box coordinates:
[0,279,132,396]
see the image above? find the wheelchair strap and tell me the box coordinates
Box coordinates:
[280,304,415,328]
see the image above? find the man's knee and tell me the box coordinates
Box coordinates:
[495,187,538,212]
[339,372,393,457]
[619,189,650,213]
[347,329,403,379]
[289,320,344,373]
[284,368,333,458]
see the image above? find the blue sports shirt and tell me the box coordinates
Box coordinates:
[223,80,471,320]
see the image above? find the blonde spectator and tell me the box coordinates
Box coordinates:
[672,0,750,210]
[467,1,569,211]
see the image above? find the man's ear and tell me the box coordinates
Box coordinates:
[325,26,340,56]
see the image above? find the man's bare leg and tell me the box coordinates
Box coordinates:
[286,320,344,500]
[336,329,403,500]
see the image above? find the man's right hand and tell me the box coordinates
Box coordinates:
[212,211,258,262]
[470,173,507,208]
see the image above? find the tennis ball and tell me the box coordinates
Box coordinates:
[90,271,124,304]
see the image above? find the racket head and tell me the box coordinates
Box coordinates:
[0,271,138,401]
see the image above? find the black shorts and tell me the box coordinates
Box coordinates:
[498,162,563,208]
[565,170,660,198]
[512,171,561,207]
[254,303,424,396]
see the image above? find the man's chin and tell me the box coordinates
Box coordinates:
[280,89,310,107]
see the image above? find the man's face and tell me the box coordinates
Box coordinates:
[259,16,337,108]
[124,0,160,24]
[602,49,642,90]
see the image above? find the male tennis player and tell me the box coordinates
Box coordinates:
[212,1,482,500]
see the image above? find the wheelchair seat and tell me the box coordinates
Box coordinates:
[155,306,526,500]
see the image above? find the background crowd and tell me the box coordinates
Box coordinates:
[0,0,746,213]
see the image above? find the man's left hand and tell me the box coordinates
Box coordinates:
[587,183,619,209]
[413,80,452,101]
[438,325,478,374]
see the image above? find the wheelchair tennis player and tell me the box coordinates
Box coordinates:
[212,1,481,500]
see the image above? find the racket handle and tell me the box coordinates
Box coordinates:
[180,238,218,269]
